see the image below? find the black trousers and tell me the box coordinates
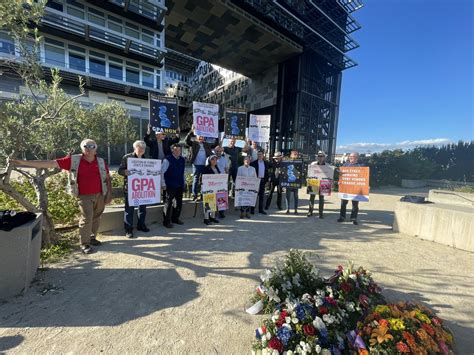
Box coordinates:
[265,181,282,209]
[340,199,359,220]
[309,194,324,216]
[251,178,266,213]
[163,187,183,224]
[285,188,299,211]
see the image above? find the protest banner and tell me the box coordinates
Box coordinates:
[193,101,219,138]
[338,166,370,202]
[280,160,303,188]
[234,176,260,207]
[307,164,335,196]
[149,93,179,135]
[248,114,271,143]
[202,174,229,211]
[224,108,246,140]
[127,158,161,206]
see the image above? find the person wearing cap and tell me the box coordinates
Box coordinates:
[265,151,283,210]
[250,149,269,214]
[118,140,149,238]
[144,123,180,160]
[202,154,221,225]
[11,139,112,254]
[186,125,216,200]
[237,155,257,218]
[338,152,364,225]
[307,151,330,219]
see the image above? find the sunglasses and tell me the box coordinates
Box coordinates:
[83,144,97,150]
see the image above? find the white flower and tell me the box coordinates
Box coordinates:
[266,332,272,340]
[267,287,281,303]
[301,293,311,303]
[285,351,294,355]
[285,316,292,324]
[314,298,324,307]
[292,273,301,287]
[349,274,357,281]
[323,314,335,324]
[345,302,355,312]
[313,316,327,332]
[291,317,299,324]
[300,341,311,353]
[315,345,321,353]
[260,269,272,282]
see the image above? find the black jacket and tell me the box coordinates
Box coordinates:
[202,165,221,175]
[144,133,179,159]
[185,131,216,164]
[251,159,270,181]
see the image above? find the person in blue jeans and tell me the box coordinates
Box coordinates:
[185,125,215,200]
[118,140,149,238]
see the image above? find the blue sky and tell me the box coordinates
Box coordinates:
[337,0,473,153]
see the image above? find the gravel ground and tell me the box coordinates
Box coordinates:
[0,187,473,354]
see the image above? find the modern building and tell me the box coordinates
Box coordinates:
[0,0,363,162]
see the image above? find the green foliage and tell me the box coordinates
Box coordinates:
[40,230,76,263]
[0,173,79,225]
[367,141,473,187]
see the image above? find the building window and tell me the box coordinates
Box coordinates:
[90,57,105,76]
[66,3,85,19]
[88,8,105,26]
[125,22,140,39]
[0,32,15,55]
[46,0,63,11]
[155,73,161,89]
[107,15,123,33]
[142,70,154,88]
[109,64,123,81]
[44,39,65,66]
[69,52,85,71]
[141,28,154,44]
[126,62,139,84]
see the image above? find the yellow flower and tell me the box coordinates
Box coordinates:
[388,318,405,330]
[415,310,431,324]
[374,305,390,315]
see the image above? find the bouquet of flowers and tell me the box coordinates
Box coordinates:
[251,249,324,314]
[252,292,349,355]
[356,302,455,354]
[327,263,386,327]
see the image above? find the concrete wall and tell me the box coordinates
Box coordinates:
[393,201,474,252]
[428,189,474,208]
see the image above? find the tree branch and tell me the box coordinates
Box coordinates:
[0,183,40,213]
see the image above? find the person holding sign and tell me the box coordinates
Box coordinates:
[265,151,283,210]
[307,151,331,219]
[237,155,257,219]
[118,141,149,238]
[202,155,222,225]
[285,150,301,215]
[11,139,112,254]
[161,144,186,228]
[250,150,269,214]
[144,123,180,160]
[337,152,364,225]
[186,126,216,201]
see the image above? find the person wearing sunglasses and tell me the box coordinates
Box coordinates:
[11,139,112,254]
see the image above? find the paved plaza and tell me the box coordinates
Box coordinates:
[0,188,473,354]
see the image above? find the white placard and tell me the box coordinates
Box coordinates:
[193,101,219,138]
[127,158,161,206]
[248,114,271,143]
[234,176,260,207]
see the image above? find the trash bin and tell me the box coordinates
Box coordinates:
[0,214,42,300]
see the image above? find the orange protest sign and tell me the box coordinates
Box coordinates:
[338,167,370,202]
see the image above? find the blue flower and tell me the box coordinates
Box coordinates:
[277,326,292,346]
[295,304,306,321]
[255,329,261,339]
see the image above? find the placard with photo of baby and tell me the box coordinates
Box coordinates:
[279,160,303,188]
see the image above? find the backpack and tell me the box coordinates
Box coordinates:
[0,210,37,231]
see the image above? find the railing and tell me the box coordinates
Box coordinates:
[42,7,166,62]
[108,0,166,21]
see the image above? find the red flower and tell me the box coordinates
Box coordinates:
[275,318,284,327]
[341,281,353,293]
[396,341,410,353]
[268,337,283,352]
[318,306,329,315]
[359,294,369,308]
[422,323,435,336]
[325,297,337,306]
[261,325,267,334]
[303,324,316,336]
[379,319,389,327]
[280,310,288,319]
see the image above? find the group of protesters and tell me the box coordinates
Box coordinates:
[10,125,363,255]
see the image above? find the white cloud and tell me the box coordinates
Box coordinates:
[336,138,452,154]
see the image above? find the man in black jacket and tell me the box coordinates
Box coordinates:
[250,150,270,214]
[265,151,283,210]
[144,124,180,160]
[185,126,216,200]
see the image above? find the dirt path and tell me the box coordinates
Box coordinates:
[1,187,473,354]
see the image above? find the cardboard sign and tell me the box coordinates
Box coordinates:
[149,94,179,135]
[338,166,370,202]
[127,158,161,206]
[234,176,260,207]
[202,174,229,211]
[224,108,246,140]
[307,164,335,196]
[248,114,271,143]
[193,101,219,138]
[280,160,303,188]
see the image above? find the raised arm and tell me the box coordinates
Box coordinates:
[10,159,58,169]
